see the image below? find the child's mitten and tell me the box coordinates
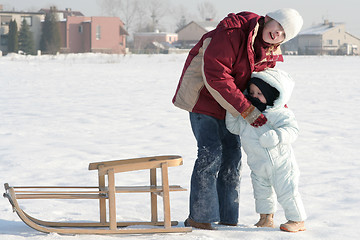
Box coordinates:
[259,130,279,148]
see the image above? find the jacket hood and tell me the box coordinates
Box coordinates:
[251,68,295,108]
[217,12,261,30]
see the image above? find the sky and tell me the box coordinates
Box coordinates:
[1,0,360,37]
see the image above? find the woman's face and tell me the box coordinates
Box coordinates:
[262,16,286,45]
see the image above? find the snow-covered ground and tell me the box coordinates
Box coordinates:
[0,53,359,240]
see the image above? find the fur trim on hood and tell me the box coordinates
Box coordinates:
[251,68,295,109]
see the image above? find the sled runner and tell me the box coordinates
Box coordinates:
[3,155,192,234]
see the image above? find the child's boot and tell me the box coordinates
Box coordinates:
[280,220,306,232]
[254,214,274,228]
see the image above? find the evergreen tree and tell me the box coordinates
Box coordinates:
[18,19,35,55]
[7,19,18,53]
[40,6,61,54]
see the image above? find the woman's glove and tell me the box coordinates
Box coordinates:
[241,105,268,128]
[259,130,279,148]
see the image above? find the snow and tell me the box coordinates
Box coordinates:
[0,53,359,240]
[299,23,341,35]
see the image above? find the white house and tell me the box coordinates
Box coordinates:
[0,11,45,53]
[283,20,360,55]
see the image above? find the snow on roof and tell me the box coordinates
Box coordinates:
[133,31,177,36]
[300,22,343,35]
[176,20,218,33]
[196,21,218,32]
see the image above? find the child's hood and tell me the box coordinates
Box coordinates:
[251,68,295,109]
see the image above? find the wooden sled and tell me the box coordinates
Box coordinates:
[3,155,192,234]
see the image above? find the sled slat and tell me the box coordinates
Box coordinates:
[114,185,186,193]
[15,194,105,199]
[14,190,105,194]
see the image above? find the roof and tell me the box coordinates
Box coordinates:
[345,32,360,41]
[176,20,218,33]
[300,21,344,35]
[134,31,177,36]
[120,25,129,36]
[39,8,84,17]
[0,11,44,15]
[196,21,218,32]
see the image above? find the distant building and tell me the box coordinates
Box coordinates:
[133,31,178,53]
[40,7,128,54]
[59,16,128,54]
[282,20,360,55]
[176,20,218,48]
[0,7,128,55]
[0,11,45,53]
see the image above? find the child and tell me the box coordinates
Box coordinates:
[226,68,307,232]
[173,8,303,230]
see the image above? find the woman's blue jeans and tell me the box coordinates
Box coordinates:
[189,112,242,224]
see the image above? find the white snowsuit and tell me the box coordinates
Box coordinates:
[226,69,307,221]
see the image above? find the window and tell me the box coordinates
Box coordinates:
[78,25,83,33]
[326,39,333,45]
[1,16,12,26]
[21,16,32,26]
[1,34,8,45]
[96,25,101,40]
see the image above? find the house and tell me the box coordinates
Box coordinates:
[176,20,218,48]
[0,11,45,53]
[40,7,128,54]
[133,31,178,53]
[59,16,128,54]
[0,6,128,55]
[282,20,360,55]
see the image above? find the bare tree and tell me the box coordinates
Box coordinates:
[99,0,169,33]
[119,0,140,33]
[99,0,139,34]
[169,4,192,32]
[99,0,122,17]
[133,1,147,33]
[144,0,169,32]
[197,1,217,21]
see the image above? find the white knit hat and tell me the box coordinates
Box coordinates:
[266,8,303,43]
